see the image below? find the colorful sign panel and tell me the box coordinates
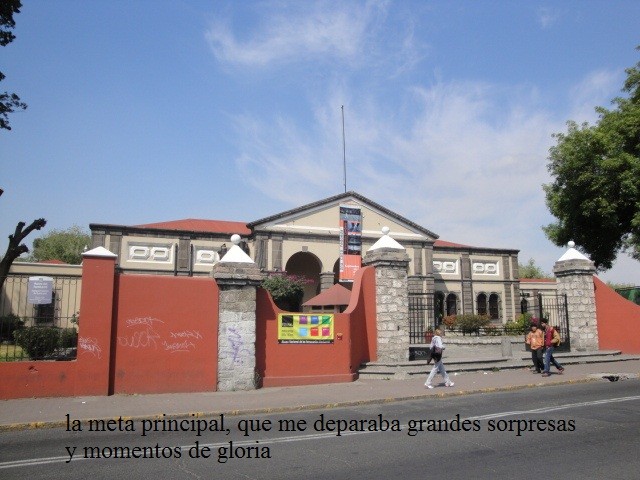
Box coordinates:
[277,314,334,344]
[339,205,362,282]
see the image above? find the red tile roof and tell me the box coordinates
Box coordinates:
[303,283,352,306]
[433,239,470,248]
[134,219,251,235]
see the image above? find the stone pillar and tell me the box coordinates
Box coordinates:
[319,272,335,291]
[363,227,411,363]
[212,235,264,391]
[552,241,598,351]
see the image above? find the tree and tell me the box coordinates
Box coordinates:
[543,48,640,270]
[1,0,26,130]
[518,258,552,279]
[28,225,91,265]
[0,190,47,291]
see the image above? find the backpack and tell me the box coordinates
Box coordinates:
[552,328,562,346]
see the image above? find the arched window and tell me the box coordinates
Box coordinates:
[477,293,487,315]
[434,291,445,325]
[446,293,458,316]
[521,298,529,314]
[489,293,500,320]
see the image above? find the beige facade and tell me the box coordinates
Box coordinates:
[90,191,524,323]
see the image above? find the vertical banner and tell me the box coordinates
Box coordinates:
[339,205,362,282]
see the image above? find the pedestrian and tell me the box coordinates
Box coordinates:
[525,322,545,373]
[540,319,564,376]
[424,328,454,389]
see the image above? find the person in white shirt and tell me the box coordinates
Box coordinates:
[424,328,455,389]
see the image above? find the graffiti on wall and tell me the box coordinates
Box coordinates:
[117,317,204,354]
[220,325,252,364]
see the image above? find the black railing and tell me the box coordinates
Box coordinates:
[1,275,80,362]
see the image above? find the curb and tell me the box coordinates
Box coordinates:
[0,376,602,433]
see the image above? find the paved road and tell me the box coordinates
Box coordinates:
[1,379,639,479]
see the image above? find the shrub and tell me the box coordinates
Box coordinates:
[261,273,312,311]
[13,327,60,359]
[0,314,25,342]
[504,312,532,335]
[442,315,457,331]
[58,328,78,349]
[483,323,500,336]
[457,314,492,334]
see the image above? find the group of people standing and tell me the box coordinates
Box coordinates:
[525,319,565,376]
[424,319,565,389]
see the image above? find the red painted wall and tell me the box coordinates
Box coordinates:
[594,276,640,354]
[0,361,77,399]
[2,260,377,398]
[346,266,377,366]
[255,265,377,388]
[112,275,219,394]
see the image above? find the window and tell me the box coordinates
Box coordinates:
[434,292,445,324]
[489,293,500,320]
[477,293,487,315]
[446,293,458,316]
[35,291,56,324]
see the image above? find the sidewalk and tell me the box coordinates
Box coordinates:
[1,359,638,431]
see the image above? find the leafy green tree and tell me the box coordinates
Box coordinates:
[1,0,27,130]
[28,225,91,265]
[543,48,640,270]
[518,258,552,279]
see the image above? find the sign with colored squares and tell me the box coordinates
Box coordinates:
[277,314,334,343]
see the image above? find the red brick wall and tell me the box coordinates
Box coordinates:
[594,276,640,354]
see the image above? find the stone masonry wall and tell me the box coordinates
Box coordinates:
[554,259,598,351]
[364,248,410,363]
[217,285,257,391]
[375,265,410,362]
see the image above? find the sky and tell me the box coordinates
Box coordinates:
[2,0,639,284]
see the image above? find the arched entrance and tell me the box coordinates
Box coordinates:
[285,252,321,304]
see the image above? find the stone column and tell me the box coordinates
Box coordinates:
[319,272,335,291]
[362,227,411,363]
[212,235,264,391]
[552,241,598,351]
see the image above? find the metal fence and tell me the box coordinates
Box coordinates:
[409,292,435,344]
[0,274,80,362]
[537,293,570,352]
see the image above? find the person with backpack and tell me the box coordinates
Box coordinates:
[424,328,455,389]
[540,319,565,377]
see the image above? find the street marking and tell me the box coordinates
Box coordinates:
[2,394,640,470]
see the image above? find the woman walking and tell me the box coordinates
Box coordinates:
[425,328,455,389]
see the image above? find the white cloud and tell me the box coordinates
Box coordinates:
[232,79,562,254]
[536,7,560,29]
[569,69,622,123]
[206,1,389,67]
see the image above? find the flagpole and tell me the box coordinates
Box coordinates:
[342,105,347,193]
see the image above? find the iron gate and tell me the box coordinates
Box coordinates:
[409,292,435,344]
[537,293,570,352]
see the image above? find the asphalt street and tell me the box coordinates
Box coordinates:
[2,379,639,480]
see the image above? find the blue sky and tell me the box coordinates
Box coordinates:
[2,0,639,283]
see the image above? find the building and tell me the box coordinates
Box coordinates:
[90,191,522,324]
